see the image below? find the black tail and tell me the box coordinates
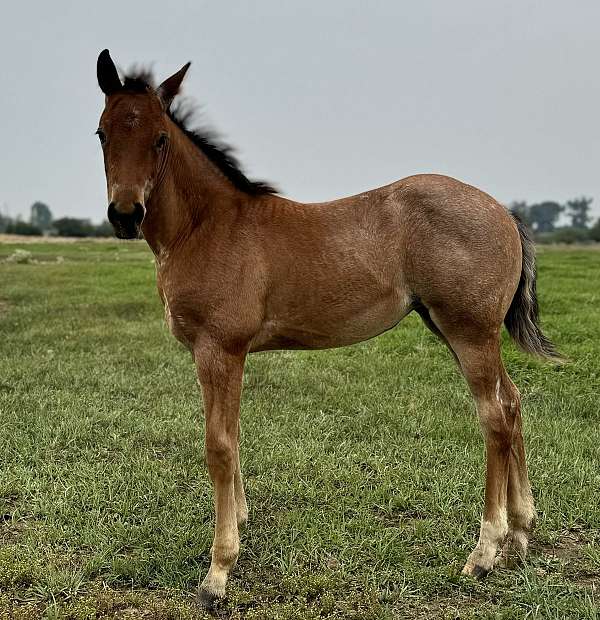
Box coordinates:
[504,214,562,361]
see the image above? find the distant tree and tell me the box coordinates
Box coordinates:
[508,201,531,226]
[52,217,95,237]
[589,218,600,243]
[566,196,593,229]
[30,201,53,232]
[92,220,114,237]
[0,212,8,233]
[548,226,590,244]
[528,201,563,233]
[5,219,42,236]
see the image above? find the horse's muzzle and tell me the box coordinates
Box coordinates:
[107,202,145,239]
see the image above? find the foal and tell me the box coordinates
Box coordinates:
[96,50,559,607]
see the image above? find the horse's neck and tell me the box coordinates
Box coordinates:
[142,131,241,256]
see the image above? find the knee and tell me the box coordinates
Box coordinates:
[205,434,235,480]
[481,412,512,448]
[479,400,514,448]
[473,373,522,449]
[498,381,521,435]
[501,382,520,416]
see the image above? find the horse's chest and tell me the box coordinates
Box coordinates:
[162,293,196,349]
[157,265,197,347]
[163,297,176,333]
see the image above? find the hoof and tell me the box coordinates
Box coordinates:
[196,586,223,611]
[462,561,491,579]
[471,564,490,579]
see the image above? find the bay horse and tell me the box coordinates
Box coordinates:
[96,50,559,608]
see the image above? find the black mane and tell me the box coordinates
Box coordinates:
[122,71,278,196]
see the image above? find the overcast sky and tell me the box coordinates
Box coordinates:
[2,1,599,223]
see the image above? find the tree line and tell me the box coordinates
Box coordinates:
[1,197,599,243]
[0,202,112,237]
[509,196,600,243]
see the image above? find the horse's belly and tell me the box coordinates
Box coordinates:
[250,293,413,352]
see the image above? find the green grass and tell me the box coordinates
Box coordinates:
[0,240,598,619]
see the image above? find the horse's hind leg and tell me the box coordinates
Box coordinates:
[462,362,536,571]
[451,336,519,576]
[500,380,536,566]
[421,308,516,576]
[418,305,536,576]
[450,337,513,577]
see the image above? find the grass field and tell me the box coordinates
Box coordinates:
[0,240,598,619]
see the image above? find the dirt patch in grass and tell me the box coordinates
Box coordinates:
[535,527,589,561]
[533,527,599,590]
[401,593,487,620]
[0,520,27,544]
[0,585,202,620]
[0,599,44,620]
[94,591,197,619]
[571,570,599,591]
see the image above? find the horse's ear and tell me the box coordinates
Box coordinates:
[97,49,122,96]
[157,62,191,109]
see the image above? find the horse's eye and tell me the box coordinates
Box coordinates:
[155,134,168,150]
[96,129,107,145]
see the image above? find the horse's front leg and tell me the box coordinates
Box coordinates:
[195,338,247,608]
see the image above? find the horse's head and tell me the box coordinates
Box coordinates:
[96,50,190,239]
